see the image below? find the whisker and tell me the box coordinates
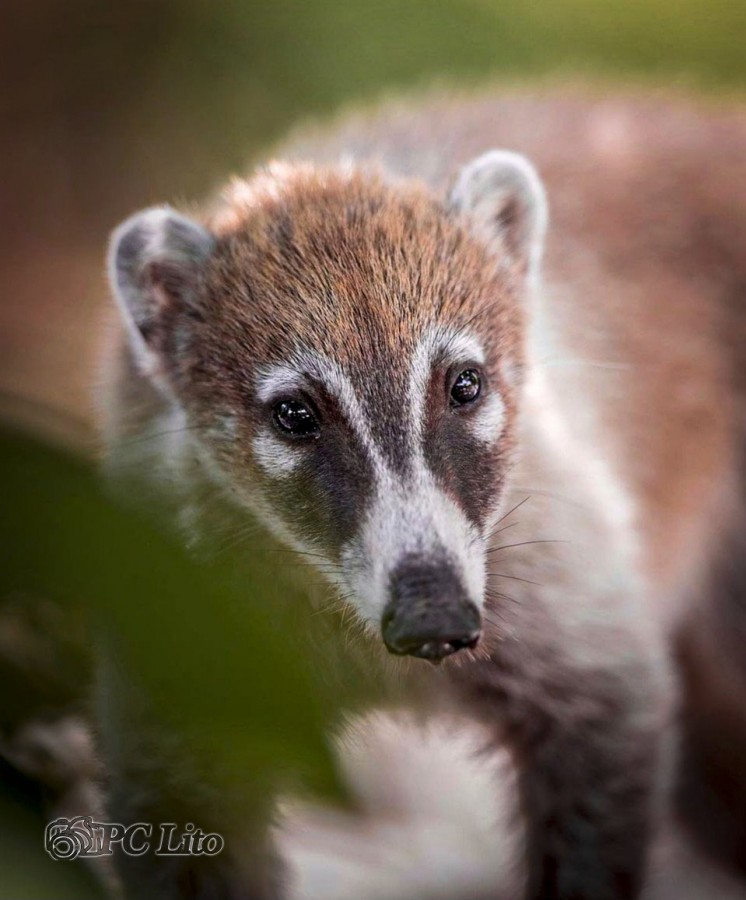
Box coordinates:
[481,611,509,635]
[489,496,531,534]
[505,486,588,511]
[211,525,343,568]
[486,521,519,543]
[245,546,340,566]
[487,572,543,587]
[536,356,632,372]
[485,589,520,606]
[212,521,262,555]
[487,538,567,556]
[311,597,348,618]
[118,422,214,449]
[481,605,506,621]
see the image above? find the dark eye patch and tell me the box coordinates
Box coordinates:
[259,388,375,554]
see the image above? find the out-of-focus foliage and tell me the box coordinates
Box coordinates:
[0,789,104,899]
[3,0,744,234]
[0,425,358,893]
[2,0,745,420]
[1,0,745,895]
[0,426,349,792]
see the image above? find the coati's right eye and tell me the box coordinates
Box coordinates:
[450,368,481,406]
[272,399,320,439]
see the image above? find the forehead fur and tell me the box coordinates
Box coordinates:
[201,163,523,373]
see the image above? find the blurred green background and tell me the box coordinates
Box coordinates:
[1,1,745,896]
[0,0,744,433]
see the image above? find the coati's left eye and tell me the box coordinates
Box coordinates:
[273,399,320,438]
[450,369,481,406]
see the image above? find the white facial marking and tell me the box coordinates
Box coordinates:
[440,331,486,366]
[255,364,308,405]
[291,350,384,466]
[410,325,506,448]
[252,431,303,478]
[251,328,503,624]
[255,352,386,471]
[341,326,491,623]
[342,468,486,624]
[252,365,315,480]
[254,355,382,482]
[408,326,488,445]
[471,392,506,445]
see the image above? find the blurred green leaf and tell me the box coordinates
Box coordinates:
[0,425,350,799]
[0,788,104,899]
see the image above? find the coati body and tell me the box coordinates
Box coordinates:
[101,87,746,900]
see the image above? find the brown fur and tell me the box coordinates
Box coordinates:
[192,166,522,514]
[101,85,746,899]
[282,86,746,595]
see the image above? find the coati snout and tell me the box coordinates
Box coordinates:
[382,555,482,662]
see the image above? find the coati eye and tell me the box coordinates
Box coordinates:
[450,369,481,406]
[273,399,320,439]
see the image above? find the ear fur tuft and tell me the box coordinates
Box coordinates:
[450,150,548,280]
[107,206,214,371]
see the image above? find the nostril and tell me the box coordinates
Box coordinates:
[381,605,482,661]
[409,628,481,664]
[383,555,482,661]
[449,629,481,652]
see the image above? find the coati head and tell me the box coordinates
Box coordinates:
[108,152,547,662]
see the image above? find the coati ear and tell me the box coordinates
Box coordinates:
[449,150,548,281]
[108,206,215,373]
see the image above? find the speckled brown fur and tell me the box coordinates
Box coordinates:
[100,86,746,900]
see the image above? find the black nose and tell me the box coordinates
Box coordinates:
[382,558,482,663]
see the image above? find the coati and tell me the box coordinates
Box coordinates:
[100,86,746,900]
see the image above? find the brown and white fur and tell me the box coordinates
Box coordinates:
[100,86,746,900]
